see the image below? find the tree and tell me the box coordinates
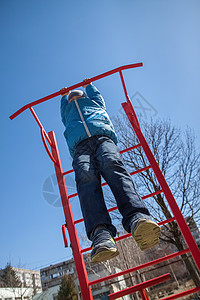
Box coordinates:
[0,264,34,300]
[57,275,78,300]
[0,264,21,288]
[110,113,200,286]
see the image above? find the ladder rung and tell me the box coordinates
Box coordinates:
[130,165,151,176]
[160,286,200,300]
[88,249,189,286]
[62,144,142,176]
[68,166,152,199]
[142,190,163,200]
[63,169,74,176]
[105,190,163,213]
[69,192,78,199]
[108,273,171,300]
[74,190,163,225]
[80,218,179,254]
[119,143,141,154]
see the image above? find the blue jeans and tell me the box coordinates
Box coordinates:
[72,135,150,240]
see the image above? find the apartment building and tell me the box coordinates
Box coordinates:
[40,258,111,299]
[0,267,42,299]
[40,258,75,291]
[13,268,42,294]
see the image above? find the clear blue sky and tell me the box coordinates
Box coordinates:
[1,0,200,271]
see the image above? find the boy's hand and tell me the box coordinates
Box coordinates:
[82,78,92,88]
[60,87,70,96]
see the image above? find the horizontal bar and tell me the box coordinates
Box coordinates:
[160,286,200,300]
[9,63,143,120]
[74,218,83,225]
[10,90,61,120]
[68,192,78,199]
[158,217,175,226]
[109,273,171,300]
[130,166,151,176]
[119,143,141,154]
[80,245,92,254]
[88,248,190,286]
[63,169,75,176]
[142,190,163,200]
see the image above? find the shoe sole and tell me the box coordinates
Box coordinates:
[91,247,119,264]
[133,220,161,251]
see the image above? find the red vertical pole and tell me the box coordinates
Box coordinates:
[119,70,140,130]
[139,289,150,300]
[120,75,200,271]
[48,131,93,300]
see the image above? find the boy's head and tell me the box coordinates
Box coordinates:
[68,90,86,103]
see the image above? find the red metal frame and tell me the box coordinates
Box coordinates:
[9,63,143,121]
[160,287,200,300]
[120,94,200,271]
[10,64,200,300]
[108,273,171,300]
[48,130,93,299]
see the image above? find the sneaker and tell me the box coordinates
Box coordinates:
[91,229,119,264]
[131,219,161,251]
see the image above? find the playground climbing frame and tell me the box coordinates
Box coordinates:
[10,63,200,299]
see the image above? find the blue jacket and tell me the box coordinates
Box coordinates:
[60,84,118,157]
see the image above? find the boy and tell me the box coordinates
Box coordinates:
[60,80,160,264]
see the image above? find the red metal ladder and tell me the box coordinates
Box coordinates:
[10,64,200,300]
